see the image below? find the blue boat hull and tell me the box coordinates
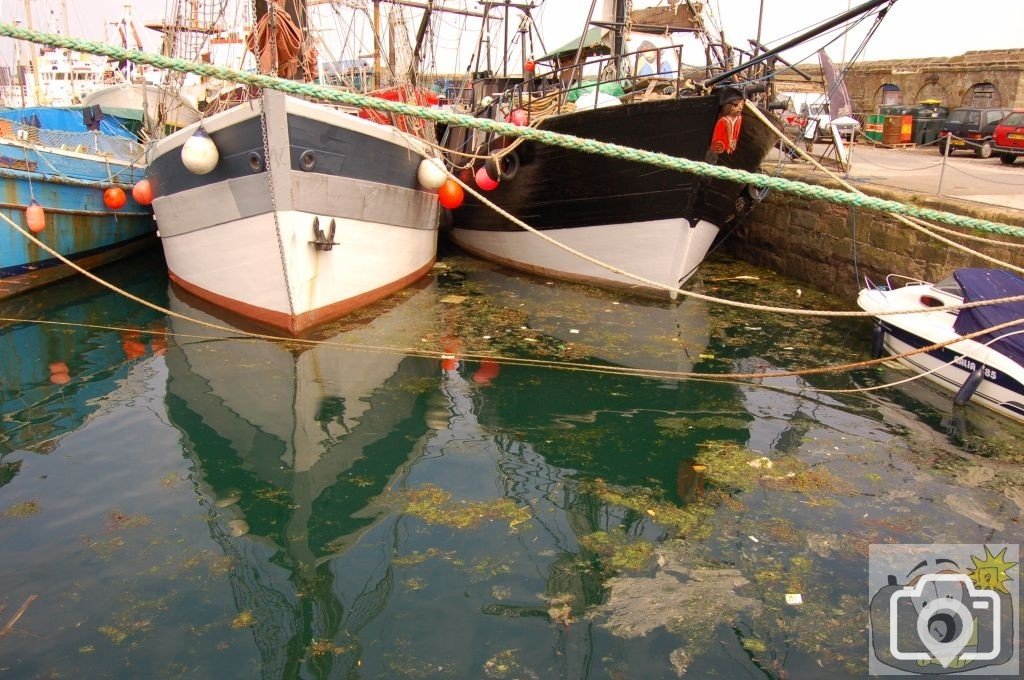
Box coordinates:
[0,142,155,298]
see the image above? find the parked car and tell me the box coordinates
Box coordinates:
[937,106,1013,158]
[993,110,1024,165]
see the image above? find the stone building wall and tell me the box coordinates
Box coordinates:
[776,49,1024,113]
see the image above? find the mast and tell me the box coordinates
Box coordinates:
[23,0,44,105]
[373,0,381,89]
[409,0,435,85]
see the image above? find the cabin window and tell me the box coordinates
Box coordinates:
[920,296,945,308]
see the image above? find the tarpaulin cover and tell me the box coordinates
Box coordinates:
[0,106,135,138]
[952,268,1024,367]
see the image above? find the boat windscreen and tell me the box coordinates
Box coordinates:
[932,275,963,297]
[952,269,1024,367]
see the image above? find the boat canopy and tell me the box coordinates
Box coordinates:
[540,27,610,62]
[0,107,136,139]
[952,269,1024,367]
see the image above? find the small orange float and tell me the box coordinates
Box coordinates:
[26,200,46,233]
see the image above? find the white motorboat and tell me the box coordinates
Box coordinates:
[857,268,1024,423]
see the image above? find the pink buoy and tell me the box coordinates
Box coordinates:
[509,109,529,126]
[475,166,498,191]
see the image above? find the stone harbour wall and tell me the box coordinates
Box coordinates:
[775,48,1024,112]
[718,170,1024,300]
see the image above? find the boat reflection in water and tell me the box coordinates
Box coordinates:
[0,253,167,463]
[162,259,751,677]
[164,281,442,676]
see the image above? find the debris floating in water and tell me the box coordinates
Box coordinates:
[227,519,250,537]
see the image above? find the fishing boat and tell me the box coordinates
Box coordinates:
[857,269,1024,424]
[0,106,154,299]
[144,0,443,335]
[441,0,896,294]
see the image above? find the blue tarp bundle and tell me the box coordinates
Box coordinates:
[0,106,135,139]
[953,269,1024,367]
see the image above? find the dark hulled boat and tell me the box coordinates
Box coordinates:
[442,0,896,295]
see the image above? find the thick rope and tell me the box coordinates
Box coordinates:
[5,207,1023,389]
[449,157,1024,319]
[744,104,1024,275]
[2,22,1023,239]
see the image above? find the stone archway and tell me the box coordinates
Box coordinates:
[914,82,948,106]
[962,82,1001,107]
[871,83,901,109]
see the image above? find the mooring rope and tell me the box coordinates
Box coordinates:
[1,22,1023,239]
[449,155,1024,319]
[4,205,1022,393]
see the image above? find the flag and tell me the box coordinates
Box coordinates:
[818,49,852,119]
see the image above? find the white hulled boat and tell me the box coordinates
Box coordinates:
[857,268,1024,423]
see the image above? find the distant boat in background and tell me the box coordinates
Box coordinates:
[0,106,154,300]
[0,1,160,108]
[82,83,202,141]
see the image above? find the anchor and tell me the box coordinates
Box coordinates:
[310,216,339,251]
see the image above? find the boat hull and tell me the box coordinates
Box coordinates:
[858,286,1024,424]
[446,95,778,293]
[0,141,153,299]
[147,90,440,335]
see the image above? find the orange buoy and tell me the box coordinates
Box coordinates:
[441,337,462,371]
[121,331,146,359]
[48,361,71,385]
[472,359,500,385]
[26,200,46,233]
[131,178,153,205]
[103,186,127,210]
[438,179,464,209]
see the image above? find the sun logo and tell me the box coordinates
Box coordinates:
[967,545,1018,594]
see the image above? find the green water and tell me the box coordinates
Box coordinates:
[1,248,1022,679]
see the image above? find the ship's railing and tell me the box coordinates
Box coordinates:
[489,43,717,122]
[0,118,143,161]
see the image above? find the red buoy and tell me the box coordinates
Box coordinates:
[26,200,46,233]
[131,178,153,205]
[103,186,127,210]
[438,179,464,209]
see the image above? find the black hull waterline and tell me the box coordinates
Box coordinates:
[448,96,778,234]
